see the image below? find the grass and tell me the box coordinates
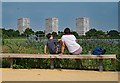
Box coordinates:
[1,38,120,71]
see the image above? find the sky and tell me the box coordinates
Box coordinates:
[2,2,118,32]
[2,0,120,2]
[0,1,1,28]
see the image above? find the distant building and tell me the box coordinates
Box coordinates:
[17,18,30,34]
[76,17,89,36]
[45,17,58,35]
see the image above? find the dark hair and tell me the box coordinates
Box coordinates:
[64,28,71,34]
[46,33,52,39]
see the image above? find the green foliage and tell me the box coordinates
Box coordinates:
[85,29,107,39]
[107,30,120,39]
[2,39,44,54]
[24,28,34,35]
[71,31,79,39]
[2,28,20,38]
[2,38,120,71]
[116,43,120,71]
[2,28,120,39]
[2,28,45,39]
[35,31,45,37]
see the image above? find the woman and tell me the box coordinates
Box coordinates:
[61,28,82,55]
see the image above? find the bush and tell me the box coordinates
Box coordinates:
[2,39,120,71]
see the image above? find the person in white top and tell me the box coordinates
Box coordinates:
[61,28,82,55]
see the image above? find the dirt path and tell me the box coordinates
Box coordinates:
[1,68,119,81]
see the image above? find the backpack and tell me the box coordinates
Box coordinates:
[92,46,106,55]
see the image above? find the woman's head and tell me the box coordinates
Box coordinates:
[64,28,71,34]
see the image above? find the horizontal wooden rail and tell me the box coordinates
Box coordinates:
[1,53,116,72]
[1,53,116,59]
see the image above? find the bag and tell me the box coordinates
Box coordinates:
[54,41,61,54]
[92,46,106,55]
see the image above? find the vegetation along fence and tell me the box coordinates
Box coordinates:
[2,38,120,71]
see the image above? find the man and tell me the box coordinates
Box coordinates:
[44,33,61,54]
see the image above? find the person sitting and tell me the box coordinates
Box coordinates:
[44,33,61,54]
[61,28,82,55]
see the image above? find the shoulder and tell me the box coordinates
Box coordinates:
[61,35,66,41]
[71,34,76,38]
[61,35,65,38]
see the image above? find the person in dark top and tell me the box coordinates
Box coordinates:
[44,33,61,54]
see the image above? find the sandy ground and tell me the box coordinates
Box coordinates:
[0,68,119,82]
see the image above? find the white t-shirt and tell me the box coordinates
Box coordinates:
[61,34,81,53]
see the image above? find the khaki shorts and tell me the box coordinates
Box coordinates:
[72,47,82,55]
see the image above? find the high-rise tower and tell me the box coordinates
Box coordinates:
[17,18,30,34]
[45,17,58,35]
[76,17,89,36]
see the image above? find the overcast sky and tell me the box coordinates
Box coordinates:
[2,2,118,32]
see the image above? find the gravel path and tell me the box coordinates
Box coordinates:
[1,68,119,81]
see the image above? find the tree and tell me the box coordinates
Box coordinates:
[85,29,106,39]
[13,30,20,37]
[71,31,79,39]
[85,29,97,38]
[107,30,120,38]
[96,30,106,38]
[24,28,34,36]
[35,31,45,37]
[2,28,8,38]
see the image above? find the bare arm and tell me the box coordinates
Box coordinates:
[61,41,65,54]
[58,39,61,41]
[44,45,47,54]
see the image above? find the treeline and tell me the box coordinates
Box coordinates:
[1,28,120,39]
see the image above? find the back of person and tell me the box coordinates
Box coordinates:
[44,33,61,54]
[61,28,82,55]
[47,39,56,54]
[62,34,80,53]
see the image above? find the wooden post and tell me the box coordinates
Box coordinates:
[99,59,103,72]
[9,58,13,68]
[112,58,116,71]
[50,58,54,69]
[0,58,2,68]
[75,59,83,69]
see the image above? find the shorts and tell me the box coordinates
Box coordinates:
[72,47,82,55]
